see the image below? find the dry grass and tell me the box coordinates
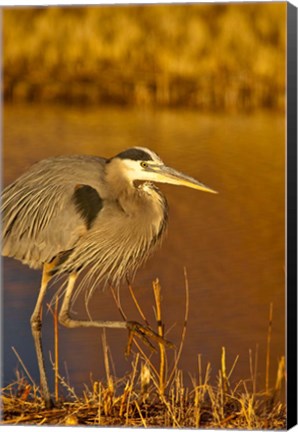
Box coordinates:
[1,274,286,428]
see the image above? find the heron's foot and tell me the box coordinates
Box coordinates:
[43,397,64,410]
[125,320,174,357]
[44,397,55,410]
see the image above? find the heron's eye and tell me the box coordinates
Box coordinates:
[140,161,148,169]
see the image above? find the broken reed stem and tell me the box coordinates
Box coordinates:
[152,278,166,396]
[110,286,127,321]
[221,346,229,394]
[274,356,285,394]
[128,284,150,326]
[11,346,36,388]
[102,329,114,394]
[227,353,239,381]
[265,302,273,393]
[125,354,140,425]
[134,400,147,427]
[167,267,189,387]
[249,345,258,394]
[54,296,59,403]
[198,354,202,387]
[113,282,160,377]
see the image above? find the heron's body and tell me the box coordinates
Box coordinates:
[1,146,216,408]
[2,154,167,287]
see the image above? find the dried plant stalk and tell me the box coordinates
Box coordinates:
[128,283,149,326]
[266,302,273,393]
[167,267,189,387]
[102,329,114,395]
[152,278,166,396]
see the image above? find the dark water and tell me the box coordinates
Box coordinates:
[2,104,285,394]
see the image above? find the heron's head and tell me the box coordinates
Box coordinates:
[109,147,217,194]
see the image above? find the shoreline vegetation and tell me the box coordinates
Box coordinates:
[1,279,286,428]
[3,3,285,111]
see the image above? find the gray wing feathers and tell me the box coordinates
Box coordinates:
[1,155,105,268]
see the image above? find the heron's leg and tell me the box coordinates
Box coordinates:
[30,262,55,409]
[59,272,126,329]
[59,273,174,352]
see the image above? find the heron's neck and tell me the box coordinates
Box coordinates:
[105,159,136,198]
[122,182,168,240]
[105,161,167,241]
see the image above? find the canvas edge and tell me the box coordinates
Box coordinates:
[286,1,298,429]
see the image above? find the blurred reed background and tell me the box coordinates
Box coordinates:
[3,3,285,110]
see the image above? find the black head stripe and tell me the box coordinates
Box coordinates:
[115,148,153,162]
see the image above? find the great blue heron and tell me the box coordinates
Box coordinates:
[1,146,216,408]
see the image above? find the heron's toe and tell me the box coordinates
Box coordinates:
[125,320,174,356]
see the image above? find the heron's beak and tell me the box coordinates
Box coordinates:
[154,165,218,194]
